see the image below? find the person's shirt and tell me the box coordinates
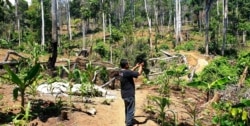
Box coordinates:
[119,69,139,98]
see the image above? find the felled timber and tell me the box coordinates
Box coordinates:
[3,50,26,62]
[0,50,26,69]
[148,50,189,79]
[160,50,174,57]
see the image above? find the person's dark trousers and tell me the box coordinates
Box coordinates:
[123,96,135,126]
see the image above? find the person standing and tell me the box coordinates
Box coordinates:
[119,59,144,126]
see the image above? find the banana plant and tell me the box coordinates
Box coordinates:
[4,63,40,112]
[187,77,230,102]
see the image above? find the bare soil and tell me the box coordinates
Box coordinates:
[0,49,212,126]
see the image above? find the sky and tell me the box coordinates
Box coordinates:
[9,0,31,5]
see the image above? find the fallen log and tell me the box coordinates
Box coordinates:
[0,61,19,69]
[3,50,26,62]
[100,77,116,88]
[160,50,174,57]
[148,56,178,61]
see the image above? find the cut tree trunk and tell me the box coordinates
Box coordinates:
[238,66,248,87]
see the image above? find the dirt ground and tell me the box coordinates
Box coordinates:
[0,49,211,126]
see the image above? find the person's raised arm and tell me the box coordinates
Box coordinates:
[137,62,144,75]
[131,63,140,71]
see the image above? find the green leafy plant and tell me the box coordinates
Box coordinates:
[99,66,109,83]
[62,60,77,108]
[26,74,43,98]
[159,44,169,50]
[212,99,250,126]
[175,41,195,51]
[4,64,40,112]
[12,101,32,126]
[182,100,202,126]
[93,41,108,58]
[166,64,188,90]
[147,95,172,126]
[188,77,230,102]
[156,70,171,96]
[198,57,238,84]
[84,62,100,83]
[0,39,12,48]
[110,27,123,42]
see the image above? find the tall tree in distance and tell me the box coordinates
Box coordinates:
[102,0,106,43]
[41,0,45,49]
[144,0,152,51]
[221,0,228,56]
[175,0,182,47]
[48,0,58,70]
[205,0,214,55]
[66,0,72,40]
[15,0,21,46]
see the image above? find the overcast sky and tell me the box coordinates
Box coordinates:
[9,0,31,5]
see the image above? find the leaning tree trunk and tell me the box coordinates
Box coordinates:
[221,0,228,56]
[41,0,45,49]
[48,0,58,70]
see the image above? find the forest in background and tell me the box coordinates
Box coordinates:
[0,0,249,66]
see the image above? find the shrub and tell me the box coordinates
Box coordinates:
[159,44,169,50]
[175,41,195,51]
[111,27,123,42]
[196,57,238,84]
[93,41,108,59]
[0,39,12,48]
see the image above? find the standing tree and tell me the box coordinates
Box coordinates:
[41,0,45,49]
[15,0,21,46]
[48,0,58,70]
[221,0,228,56]
[144,0,152,51]
[102,0,106,43]
[175,0,182,47]
[205,0,214,55]
[66,0,72,40]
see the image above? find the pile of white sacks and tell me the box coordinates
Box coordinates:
[37,82,116,99]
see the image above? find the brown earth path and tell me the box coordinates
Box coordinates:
[28,86,159,126]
